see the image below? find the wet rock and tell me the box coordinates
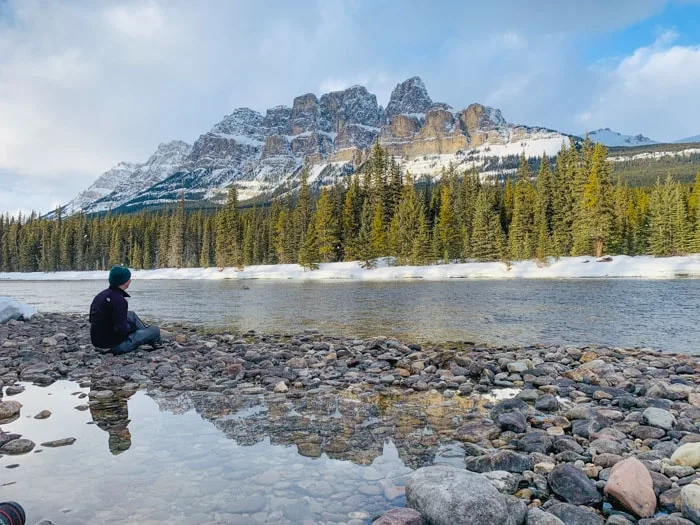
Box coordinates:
[638,517,696,525]
[519,433,553,454]
[547,503,603,525]
[0,400,22,420]
[40,438,76,448]
[34,410,51,419]
[406,465,526,525]
[492,398,530,420]
[604,457,656,518]
[548,463,603,505]
[5,386,24,396]
[455,419,501,443]
[0,438,35,455]
[373,508,424,525]
[535,394,559,412]
[227,494,266,514]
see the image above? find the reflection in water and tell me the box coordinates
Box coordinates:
[0,382,502,524]
[150,387,492,469]
[89,392,133,455]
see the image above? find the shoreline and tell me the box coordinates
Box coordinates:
[1,254,700,281]
[2,313,700,524]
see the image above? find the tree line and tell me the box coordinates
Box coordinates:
[1,139,700,273]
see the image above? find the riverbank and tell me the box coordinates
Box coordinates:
[1,254,700,281]
[2,313,700,524]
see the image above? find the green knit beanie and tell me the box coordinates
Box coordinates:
[109,266,132,287]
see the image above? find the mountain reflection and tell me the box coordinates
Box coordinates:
[148,388,491,468]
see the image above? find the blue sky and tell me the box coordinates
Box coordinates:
[1,0,700,215]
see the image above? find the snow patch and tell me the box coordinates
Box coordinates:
[1,255,698,282]
[0,297,37,323]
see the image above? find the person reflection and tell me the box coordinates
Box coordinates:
[89,392,133,455]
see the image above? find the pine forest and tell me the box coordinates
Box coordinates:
[2,139,700,273]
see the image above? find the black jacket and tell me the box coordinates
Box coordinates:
[89,286,134,348]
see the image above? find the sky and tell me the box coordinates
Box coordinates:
[1,0,700,216]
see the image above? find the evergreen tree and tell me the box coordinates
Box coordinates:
[508,153,536,259]
[313,188,339,262]
[534,154,554,259]
[435,182,461,262]
[471,187,505,261]
[580,143,615,258]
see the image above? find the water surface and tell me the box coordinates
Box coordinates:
[2,279,699,352]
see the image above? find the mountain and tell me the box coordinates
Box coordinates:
[62,77,571,215]
[674,134,700,144]
[58,140,192,216]
[587,128,657,147]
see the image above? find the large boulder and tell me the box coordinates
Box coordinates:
[0,400,22,420]
[681,484,700,524]
[548,463,603,505]
[672,443,700,468]
[604,457,656,518]
[406,465,527,525]
[373,508,424,525]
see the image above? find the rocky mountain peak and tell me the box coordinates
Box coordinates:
[385,76,433,120]
[211,108,265,138]
[319,85,383,129]
[461,103,508,133]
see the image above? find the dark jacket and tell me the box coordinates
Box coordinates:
[89,286,134,348]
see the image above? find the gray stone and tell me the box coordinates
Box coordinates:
[681,484,700,524]
[548,463,603,505]
[465,450,534,474]
[406,465,526,525]
[0,438,35,455]
[0,400,22,420]
[373,508,424,525]
[643,407,676,431]
[498,411,527,433]
[526,508,564,525]
[547,503,604,525]
[535,394,560,412]
[40,438,76,448]
[483,470,523,494]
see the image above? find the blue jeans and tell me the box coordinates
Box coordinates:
[111,311,161,355]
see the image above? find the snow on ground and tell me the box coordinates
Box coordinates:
[0,297,37,323]
[0,255,699,282]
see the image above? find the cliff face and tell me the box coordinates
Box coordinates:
[62,76,569,214]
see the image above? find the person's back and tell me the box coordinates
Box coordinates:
[89,266,161,354]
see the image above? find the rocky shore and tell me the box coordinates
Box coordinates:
[2,313,700,525]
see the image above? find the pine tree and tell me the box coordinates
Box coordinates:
[341,176,362,260]
[435,183,461,263]
[508,153,536,260]
[313,188,339,262]
[534,154,554,259]
[580,143,615,258]
[200,217,212,267]
[390,175,424,265]
[649,177,672,256]
[471,187,505,261]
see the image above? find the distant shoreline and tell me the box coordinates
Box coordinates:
[1,254,700,281]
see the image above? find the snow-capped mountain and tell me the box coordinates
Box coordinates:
[59,140,192,215]
[586,128,657,147]
[675,134,700,144]
[63,77,572,214]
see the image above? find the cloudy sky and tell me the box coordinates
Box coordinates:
[1,0,700,215]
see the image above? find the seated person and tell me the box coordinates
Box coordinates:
[89,266,161,354]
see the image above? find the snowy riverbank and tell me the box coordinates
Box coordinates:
[1,255,699,281]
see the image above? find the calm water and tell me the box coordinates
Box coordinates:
[0,381,509,524]
[2,279,700,353]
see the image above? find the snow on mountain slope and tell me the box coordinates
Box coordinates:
[64,77,573,214]
[587,128,657,147]
[675,134,700,144]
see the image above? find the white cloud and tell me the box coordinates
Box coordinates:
[578,34,700,141]
[0,0,695,215]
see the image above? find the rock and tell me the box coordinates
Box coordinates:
[591,438,625,456]
[483,471,523,494]
[638,516,696,525]
[0,400,22,420]
[5,386,24,396]
[643,407,676,431]
[604,457,656,518]
[548,463,603,505]
[535,394,559,412]
[40,438,76,448]
[227,494,266,514]
[681,484,700,524]
[547,503,603,525]
[672,443,700,468]
[519,433,553,454]
[498,411,527,433]
[465,450,534,474]
[406,465,526,525]
[526,508,564,525]
[373,508,424,525]
[0,438,35,455]
[34,410,51,419]
[273,381,288,393]
[455,419,501,443]
[507,361,531,373]
[492,398,530,420]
